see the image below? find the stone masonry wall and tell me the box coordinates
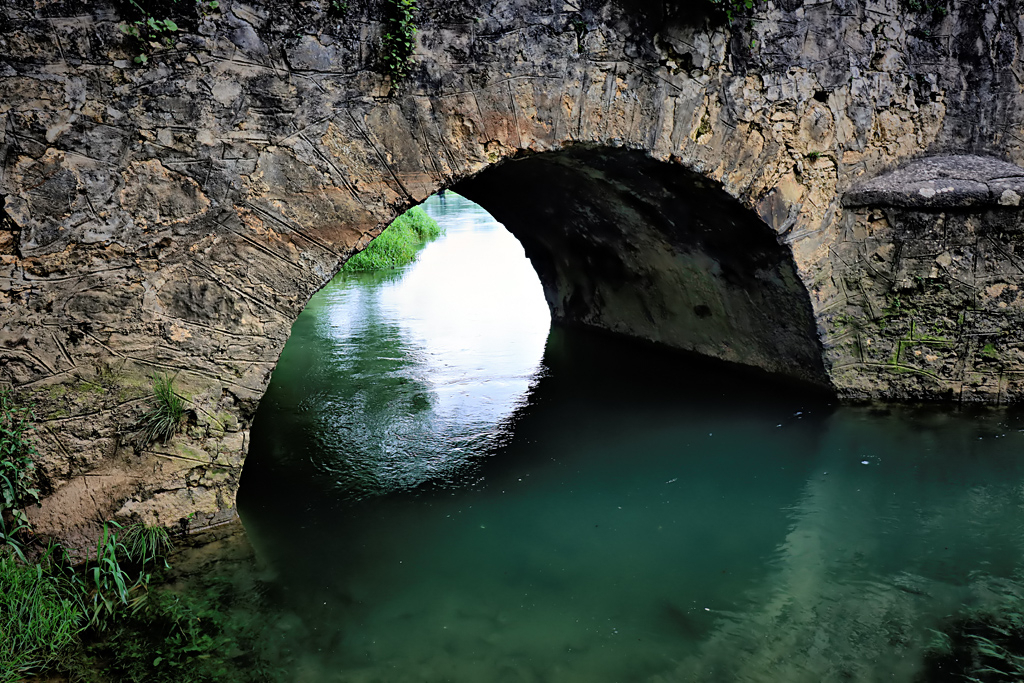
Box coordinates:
[2,0,1024,547]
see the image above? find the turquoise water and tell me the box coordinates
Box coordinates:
[235,194,1024,682]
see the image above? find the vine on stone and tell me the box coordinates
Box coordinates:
[380,0,418,82]
[707,0,758,22]
[901,0,949,18]
[118,0,219,65]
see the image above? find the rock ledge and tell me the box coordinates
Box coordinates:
[845,156,1024,209]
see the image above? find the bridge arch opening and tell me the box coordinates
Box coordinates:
[449,145,829,387]
[239,143,832,515]
[231,150,840,681]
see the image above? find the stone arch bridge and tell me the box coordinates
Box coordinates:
[3,0,1024,546]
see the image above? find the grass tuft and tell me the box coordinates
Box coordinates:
[344,205,442,271]
[923,583,1024,682]
[137,374,186,447]
[0,554,84,682]
[121,523,172,570]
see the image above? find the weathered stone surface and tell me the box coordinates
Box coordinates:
[823,156,1024,402]
[845,156,1024,209]
[2,0,1024,548]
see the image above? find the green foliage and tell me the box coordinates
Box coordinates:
[329,0,350,18]
[0,391,40,524]
[343,205,442,271]
[707,0,758,22]
[571,15,587,52]
[118,0,220,64]
[695,112,713,138]
[0,391,40,562]
[0,502,235,683]
[121,522,173,574]
[119,0,180,64]
[380,0,418,82]
[87,522,138,628]
[84,521,172,628]
[0,554,84,682]
[137,374,187,448]
[88,577,277,683]
[902,0,948,17]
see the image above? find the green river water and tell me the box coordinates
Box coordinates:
[219,194,1024,682]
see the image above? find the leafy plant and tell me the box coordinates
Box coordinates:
[121,523,172,573]
[117,0,220,65]
[136,374,187,447]
[707,0,758,22]
[902,0,949,17]
[119,0,180,64]
[85,521,175,629]
[0,391,40,559]
[380,0,418,82]
[329,0,350,18]
[87,522,134,628]
[88,575,277,683]
[0,512,193,681]
[571,15,587,52]
[344,204,442,271]
[0,518,31,563]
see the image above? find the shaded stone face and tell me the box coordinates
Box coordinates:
[457,146,828,385]
[825,156,1024,403]
[3,0,1024,547]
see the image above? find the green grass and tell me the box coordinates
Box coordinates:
[0,555,84,682]
[0,519,239,682]
[344,205,442,271]
[137,374,187,447]
[0,391,246,682]
[922,586,1024,682]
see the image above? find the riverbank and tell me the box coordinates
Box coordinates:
[342,205,442,271]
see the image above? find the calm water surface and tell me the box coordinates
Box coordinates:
[233,194,1024,682]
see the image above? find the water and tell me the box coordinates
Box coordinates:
[233,194,1024,682]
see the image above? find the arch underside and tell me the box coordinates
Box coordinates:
[456,146,829,386]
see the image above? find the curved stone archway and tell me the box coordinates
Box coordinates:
[3,0,1024,546]
[456,146,827,384]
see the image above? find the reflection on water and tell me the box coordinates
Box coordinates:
[245,194,550,502]
[229,194,1024,682]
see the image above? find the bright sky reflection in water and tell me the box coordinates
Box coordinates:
[235,193,1024,683]
[366,195,550,430]
[247,193,550,501]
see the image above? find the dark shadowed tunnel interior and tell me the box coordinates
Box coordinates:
[453,145,830,387]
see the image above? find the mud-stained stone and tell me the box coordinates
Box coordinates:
[824,157,1024,401]
[120,159,211,227]
[3,0,1024,547]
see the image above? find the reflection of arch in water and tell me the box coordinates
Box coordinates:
[243,266,442,506]
[241,194,552,512]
